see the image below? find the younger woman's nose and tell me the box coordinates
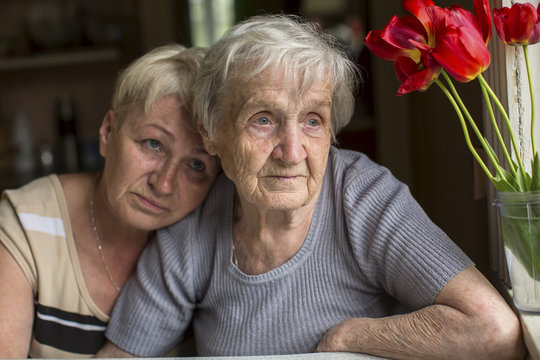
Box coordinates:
[148,161,177,195]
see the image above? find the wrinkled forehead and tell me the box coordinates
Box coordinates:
[226,61,335,109]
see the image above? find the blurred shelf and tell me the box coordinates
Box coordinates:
[0,48,122,72]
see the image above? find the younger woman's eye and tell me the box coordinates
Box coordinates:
[189,159,206,172]
[143,139,162,151]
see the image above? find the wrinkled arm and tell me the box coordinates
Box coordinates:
[95,341,136,358]
[317,266,526,359]
[0,243,34,358]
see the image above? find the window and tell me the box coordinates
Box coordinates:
[485,0,540,287]
[189,0,234,46]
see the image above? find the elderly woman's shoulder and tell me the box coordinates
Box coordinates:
[330,146,400,187]
[331,146,382,172]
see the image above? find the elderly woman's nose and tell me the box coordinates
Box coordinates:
[149,161,177,194]
[272,126,307,164]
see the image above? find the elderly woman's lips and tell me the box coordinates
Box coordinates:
[136,194,168,212]
[263,175,306,185]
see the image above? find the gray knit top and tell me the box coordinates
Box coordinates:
[105,147,472,356]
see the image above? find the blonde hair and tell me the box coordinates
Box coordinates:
[193,14,359,143]
[111,44,207,126]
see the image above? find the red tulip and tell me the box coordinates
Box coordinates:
[365,0,492,94]
[432,25,491,82]
[365,15,428,63]
[426,0,491,82]
[494,2,540,46]
[365,0,441,94]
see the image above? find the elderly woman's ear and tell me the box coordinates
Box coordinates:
[197,123,218,156]
[98,110,116,158]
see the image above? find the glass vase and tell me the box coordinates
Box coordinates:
[494,191,540,312]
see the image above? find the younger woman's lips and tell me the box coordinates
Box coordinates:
[136,194,167,212]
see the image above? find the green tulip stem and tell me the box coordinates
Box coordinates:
[442,72,488,147]
[523,45,537,158]
[477,74,528,184]
[435,78,496,183]
[440,72,503,179]
[479,79,516,176]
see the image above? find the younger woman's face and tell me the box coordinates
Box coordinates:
[99,95,219,231]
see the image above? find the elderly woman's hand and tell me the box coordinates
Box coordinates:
[316,318,364,353]
[315,267,525,360]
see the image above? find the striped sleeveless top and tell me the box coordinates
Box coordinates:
[0,175,108,358]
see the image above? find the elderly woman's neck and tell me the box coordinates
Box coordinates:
[232,196,316,275]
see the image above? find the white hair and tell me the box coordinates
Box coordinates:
[193,14,360,143]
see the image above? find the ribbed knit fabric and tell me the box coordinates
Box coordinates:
[106,147,472,357]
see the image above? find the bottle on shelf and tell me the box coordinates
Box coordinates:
[56,94,80,173]
[12,111,37,181]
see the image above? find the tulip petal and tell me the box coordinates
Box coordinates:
[365,30,404,61]
[433,26,490,82]
[494,7,512,44]
[403,0,436,43]
[444,5,485,42]
[365,15,425,63]
[393,54,441,95]
[383,14,428,51]
[403,0,434,17]
[394,56,419,82]
[529,4,540,44]
[425,5,448,39]
[473,0,492,43]
[397,66,441,95]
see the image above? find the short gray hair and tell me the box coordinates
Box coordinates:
[193,14,359,143]
[112,44,206,126]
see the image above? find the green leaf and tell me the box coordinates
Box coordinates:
[492,170,519,192]
[531,153,540,191]
[514,166,531,191]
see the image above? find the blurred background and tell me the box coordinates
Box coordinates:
[0,0,492,280]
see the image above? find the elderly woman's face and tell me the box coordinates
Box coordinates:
[99,95,219,231]
[206,70,333,211]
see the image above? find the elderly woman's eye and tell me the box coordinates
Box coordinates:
[190,159,206,172]
[307,118,320,127]
[255,116,270,125]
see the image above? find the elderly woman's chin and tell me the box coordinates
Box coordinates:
[268,195,311,210]
[249,187,320,212]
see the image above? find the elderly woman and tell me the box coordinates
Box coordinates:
[99,15,524,359]
[0,44,219,358]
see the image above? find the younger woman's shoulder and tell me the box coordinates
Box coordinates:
[2,174,60,205]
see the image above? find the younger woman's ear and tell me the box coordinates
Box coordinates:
[198,123,218,156]
[98,110,116,157]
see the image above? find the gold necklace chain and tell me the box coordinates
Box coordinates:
[232,241,238,267]
[90,199,121,293]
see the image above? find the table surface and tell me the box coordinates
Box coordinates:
[519,311,540,359]
[128,354,388,360]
